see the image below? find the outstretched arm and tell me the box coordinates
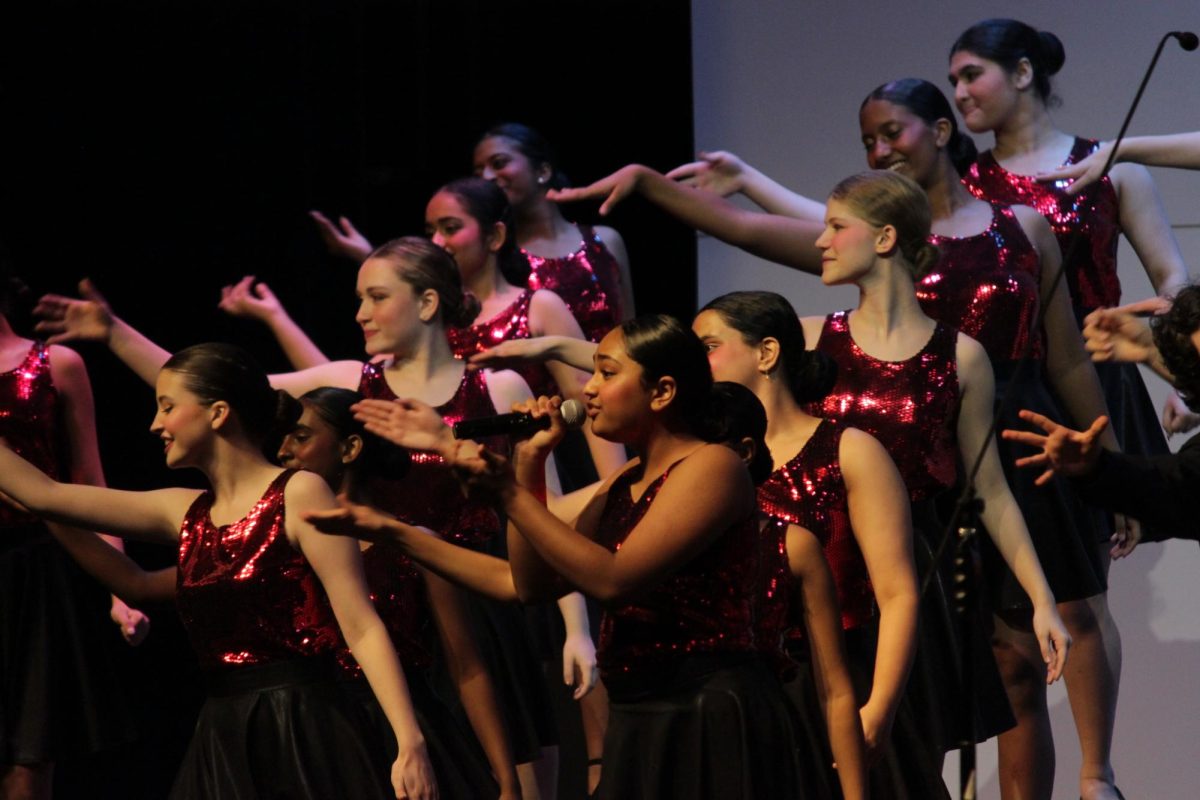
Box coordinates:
[46,523,177,605]
[955,335,1070,678]
[1039,133,1200,194]
[787,524,867,799]
[219,276,331,369]
[666,150,828,220]
[549,165,825,274]
[468,336,598,374]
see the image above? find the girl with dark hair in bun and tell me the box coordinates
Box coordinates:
[0,342,437,799]
[36,237,573,798]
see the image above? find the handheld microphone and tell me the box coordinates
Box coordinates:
[452,398,586,440]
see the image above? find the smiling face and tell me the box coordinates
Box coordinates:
[948,49,1022,133]
[355,257,430,357]
[582,329,654,442]
[149,369,214,469]
[859,99,944,187]
[692,309,761,390]
[472,135,546,209]
[425,190,497,282]
[814,199,887,286]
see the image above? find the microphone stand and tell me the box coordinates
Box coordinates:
[923,30,1197,800]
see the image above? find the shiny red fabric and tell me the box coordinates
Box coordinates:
[0,342,61,527]
[522,224,622,343]
[447,288,556,400]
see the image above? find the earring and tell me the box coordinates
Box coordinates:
[537,176,547,185]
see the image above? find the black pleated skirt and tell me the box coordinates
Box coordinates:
[0,526,136,764]
[169,658,392,800]
[599,655,807,800]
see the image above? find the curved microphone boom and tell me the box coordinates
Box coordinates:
[452,398,586,440]
[1171,31,1199,51]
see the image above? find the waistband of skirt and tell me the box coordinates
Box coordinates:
[202,655,337,697]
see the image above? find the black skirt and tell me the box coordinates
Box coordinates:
[0,526,136,764]
[170,658,393,800]
[904,499,1016,751]
[345,672,500,800]
[985,362,1109,610]
[599,655,806,800]
[786,627,951,800]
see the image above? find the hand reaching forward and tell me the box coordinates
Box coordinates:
[547,165,648,216]
[1036,140,1114,195]
[308,210,374,262]
[352,398,455,457]
[33,278,116,345]
[1001,409,1109,485]
[664,150,748,197]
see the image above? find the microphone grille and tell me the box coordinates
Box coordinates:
[559,398,587,429]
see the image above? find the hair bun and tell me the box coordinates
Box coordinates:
[912,241,941,279]
[1036,30,1066,75]
[947,131,979,177]
[452,291,483,329]
[793,351,838,405]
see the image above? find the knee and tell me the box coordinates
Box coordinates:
[1058,598,1103,639]
[992,639,1047,713]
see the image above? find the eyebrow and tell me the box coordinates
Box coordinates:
[594,353,619,366]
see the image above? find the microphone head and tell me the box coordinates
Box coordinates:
[559,398,586,429]
[1172,31,1199,51]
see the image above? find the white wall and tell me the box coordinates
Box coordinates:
[690,1,1200,796]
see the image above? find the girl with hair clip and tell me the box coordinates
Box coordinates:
[322,316,812,799]
[948,19,1192,450]
[310,122,634,342]
[553,162,1086,797]
[0,342,437,800]
[34,238,587,800]
[45,386,522,799]
[305,378,869,800]
[0,268,142,800]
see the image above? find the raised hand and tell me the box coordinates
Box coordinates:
[352,398,454,456]
[308,210,374,262]
[218,275,283,323]
[664,150,748,197]
[33,278,116,345]
[547,164,648,216]
[1036,140,1114,195]
[1001,409,1109,485]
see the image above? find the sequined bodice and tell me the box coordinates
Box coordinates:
[919,204,1044,362]
[753,515,793,660]
[522,224,622,343]
[176,470,342,670]
[596,459,759,681]
[809,311,960,502]
[337,545,433,676]
[447,288,555,399]
[357,361,503,544]
[758,420,874,630]
[964,138,1121,314]
[0,342,60,527]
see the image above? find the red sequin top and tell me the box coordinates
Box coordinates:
[447,288,556,399]
[522,224,622,343]
[337,545,433,676]
[808,311,960,502]
[919,204,1044,363]
[0,342,61,528]
[596,460,759,681]
[176,470,342,670]
[357,361,503,545]
[758,420,874,631]
[753,515,793,660]
[963,138,1121,314]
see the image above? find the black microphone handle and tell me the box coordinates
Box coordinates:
[452,411,549,440]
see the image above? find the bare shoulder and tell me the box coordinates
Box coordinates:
[484,367,535,407]
[47,344,91,390]
[592,225,626,251]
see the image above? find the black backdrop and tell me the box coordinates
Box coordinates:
[0,1,695,796]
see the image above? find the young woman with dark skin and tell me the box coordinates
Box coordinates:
[325,317,815,799]
[0,343,438,800]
